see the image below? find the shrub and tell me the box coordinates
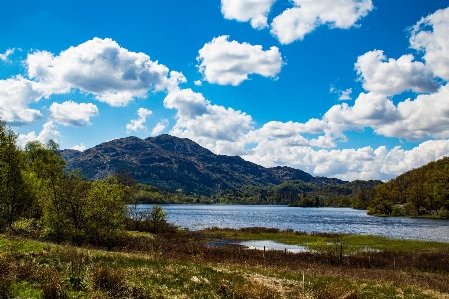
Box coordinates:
[41,270,68,299]
[90,265,128,297]
[0,277,13,299]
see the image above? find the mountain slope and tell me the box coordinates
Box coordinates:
[63,134,346,195]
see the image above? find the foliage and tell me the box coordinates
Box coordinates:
[0,121,33,228]
[0,121,135,247]
[214,180,316,205]
[214,179,382,207]
[134,183,200,204]
[368,157,449,217]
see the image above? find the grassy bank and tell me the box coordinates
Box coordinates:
[1,227,448,298]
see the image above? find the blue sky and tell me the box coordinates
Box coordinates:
[1,0,449,181]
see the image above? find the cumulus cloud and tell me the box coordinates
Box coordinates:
[0,77,44,126]
[320,82,449,141]
[165,88,253,154]
[194,80,202,86]
[0,48,15,62]
[16,121,60,147]
[71,144,87,151]
[241,139,449,181]
[221,0,276,29]
[126,108,153,133]
[162,84,449,180]
[27,37,186,106]
[331,86,353,101]
[410,7,449,81]
[339,88,352,101]
[49,101,99,126]
[270,0,373,44]
[374,84,449,139]
[355,50,440,95]
[151,119,169,136]
[197,35,284,86]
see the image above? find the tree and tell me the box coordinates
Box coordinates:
[148,205,166,234]
[84,176,128,247]
[0,121,31,227]
[43,171,91,243]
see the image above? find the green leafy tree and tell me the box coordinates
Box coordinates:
[0,121,32,227]
[84,176,128,246]
[43,171,91,243]
[148,205,166,234]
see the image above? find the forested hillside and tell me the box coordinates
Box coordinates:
[291,180,383,208]
[368,157,449,217]
[213,179,381,206]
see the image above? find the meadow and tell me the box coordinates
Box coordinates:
[1,225,448,299]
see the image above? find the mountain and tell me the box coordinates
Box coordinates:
[62,134,346,195]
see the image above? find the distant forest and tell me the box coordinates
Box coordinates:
[367,157,449,217]
[211,179,382,208]
[211,157,449,218]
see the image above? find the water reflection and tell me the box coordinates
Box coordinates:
[238,240,308,253]
[137,205,449,242]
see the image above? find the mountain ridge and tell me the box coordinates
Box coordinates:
[62,134,346,195]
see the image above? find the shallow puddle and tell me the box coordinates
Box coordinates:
[207,239,307,252]
[237,240,308,253]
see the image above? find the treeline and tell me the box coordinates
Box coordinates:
[290,180,383,208]
[213,180,315,205]
[0,121,168,247]
[367,157,449,217]
[135,183,210,204]
[212,180,382,207]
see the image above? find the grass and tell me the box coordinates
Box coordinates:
[1,226,448,298]
[202,226,449,252]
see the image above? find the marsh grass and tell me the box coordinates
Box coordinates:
[0,227,448,298]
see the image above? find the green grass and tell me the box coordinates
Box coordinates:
[1,231,448,298]
[201,227,449,252]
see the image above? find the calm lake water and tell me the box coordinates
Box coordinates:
[137,204,449,243]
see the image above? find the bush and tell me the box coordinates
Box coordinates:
[0,277,13,299]
[439,206,449,218]
[90,266,128,297]
[41,270,68,299]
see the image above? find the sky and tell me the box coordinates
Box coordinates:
[1,0,449,181]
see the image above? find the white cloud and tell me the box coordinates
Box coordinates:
[0,77,44,126]
[221,0,276,29]
[331,86,353,101]
[151,119,169,136]
[324,92,399,133]
[71,144,87,151]
[339,88,352,101]
[16,121,60,147]
[162,83,449,181]
[355,50,440,95]
[194,80,202,86]
[49,101,99,126]
[322,83,449,140]
[126,108,153,133]
[197,35,284,86]
[27,37,186,106]
[0,48,15,62]
[165,88,253,154]
[410,7,449,81]
[374,84,449,139]
[270,0,373,44]
[241,139,449,181]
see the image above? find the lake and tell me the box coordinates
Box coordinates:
[137,204,449,242]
